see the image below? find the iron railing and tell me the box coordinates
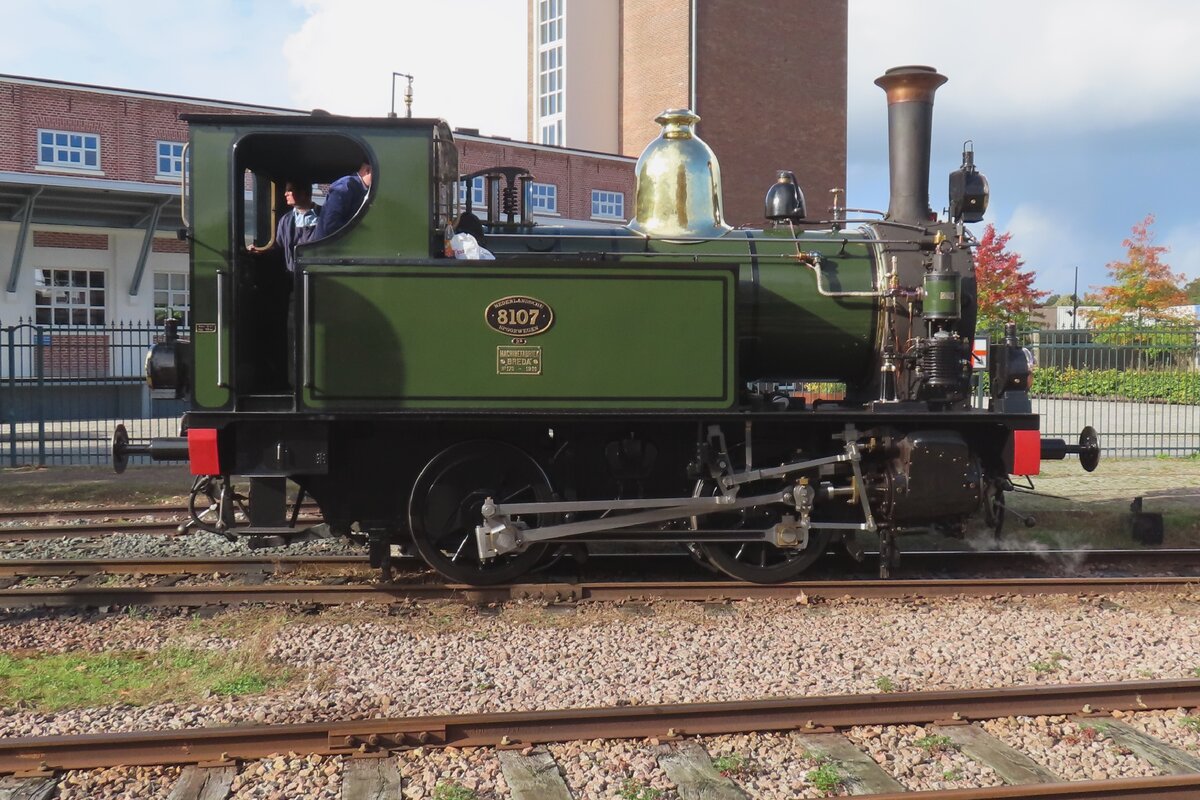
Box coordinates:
[983,326,1200,457]
[2,321,1197,467]
[0,320,184,467]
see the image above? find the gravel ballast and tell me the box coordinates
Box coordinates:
[2,592,1200,743]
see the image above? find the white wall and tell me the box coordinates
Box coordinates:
[563,0,619,153]
[0,223,186,379]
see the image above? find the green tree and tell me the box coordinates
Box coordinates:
[1090,214,1187,329]
[973,224,1049,330]
[1185,276,1200,304]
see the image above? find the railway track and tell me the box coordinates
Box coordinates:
[5,547,1199,574]
[1,575,1197,609]
[2,544,1200,568]
[0,517,325,542]
[2,680,1199,797]
[0,555,368,577]
[0,503,319,523]
[0,504,188,522]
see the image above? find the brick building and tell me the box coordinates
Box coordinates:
[455,132,635,223]
[0,74,633,422]
[0,74,634,334]
[528,0,848,226]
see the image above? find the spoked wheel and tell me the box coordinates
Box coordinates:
[408,441,554,585]
[187,474,249,537]
[691,480,833,583]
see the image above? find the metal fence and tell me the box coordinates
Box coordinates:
[0,320,184,467]
[1,321,1197,467]
[984,326,1200,458]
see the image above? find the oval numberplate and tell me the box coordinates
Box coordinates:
[484,296,554,337]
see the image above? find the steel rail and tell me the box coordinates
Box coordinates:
[892,548,1200,573]
[2,548,1198,578]
[1,576,1198,609]
[0,521,189,542]
[0,518,323,543]
[0,556,369,577]
[0,503,320,522]
[0,505,186,521]
[1,679,1198,775]
[869,775,1200,799]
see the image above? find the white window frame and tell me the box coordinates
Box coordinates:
[528,182,558,214]
[536,0,565,146]
[591,189,625,220]
[457,176,487,210]
[153,271,190,328]
[37,129,101,171]
[156,141,185,180]
[33,268,107,327]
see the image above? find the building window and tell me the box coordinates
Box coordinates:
[38,129,100,170]
[156,141,185,178]
[528,182,557,214]
[591,190,625,220]
[536,0,564,146]
[540,120,563,147]
[538,0,562,44]
[153,272,190,327]
[34,269,106,326]
[458,176,487,209]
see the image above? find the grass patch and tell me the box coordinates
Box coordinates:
[617,779,663,800]
[0,646,290,711]
[806,759,844,793]
[433,783,478,800]
[874,676,896,692]
[1180,716,1200,732]
[712,753,753,778]
[1031,651,1070,675]
[914,734,956,753]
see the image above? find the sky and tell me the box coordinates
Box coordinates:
[2,0,1198,296]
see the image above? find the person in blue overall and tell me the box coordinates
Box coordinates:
[313,161,371,239]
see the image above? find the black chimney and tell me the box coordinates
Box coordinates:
[874,65,947,226]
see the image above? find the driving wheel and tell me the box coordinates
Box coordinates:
[691,479,832,583]
[408,440,554,585]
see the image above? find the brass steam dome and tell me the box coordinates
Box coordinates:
[627,109,731,239]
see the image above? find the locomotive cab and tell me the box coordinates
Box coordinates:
[181,115,458,413]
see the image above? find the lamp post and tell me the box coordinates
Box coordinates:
[1072,266,1079,331]
[390,73,414,118]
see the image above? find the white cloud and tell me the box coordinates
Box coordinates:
[1162,220,1200,283]
[849,0,1200,134]
[282,0,527,138]
[1000,203,1075,291]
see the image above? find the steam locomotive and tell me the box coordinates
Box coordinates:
[115,65,1099,584]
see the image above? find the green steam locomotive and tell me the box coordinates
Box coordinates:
[115,65,1098,584]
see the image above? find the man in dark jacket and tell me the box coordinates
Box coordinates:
[313,161,371,239]
[248,180,320,388]
[250,181,320,271]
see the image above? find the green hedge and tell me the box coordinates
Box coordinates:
[1029,368,1199,404]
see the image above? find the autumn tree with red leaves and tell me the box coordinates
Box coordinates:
[1090,214,1187,330]
[973,224,1048,331]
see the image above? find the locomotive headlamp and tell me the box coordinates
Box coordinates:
[948,141,989,223]
[145,317,190,400]
[990,324,1035,398]
[764,170,807,222]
